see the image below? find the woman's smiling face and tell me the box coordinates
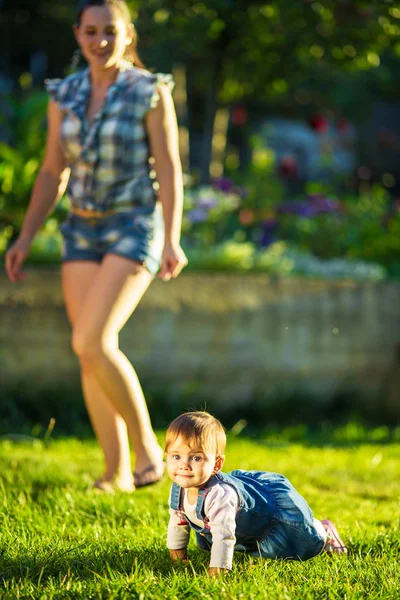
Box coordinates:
[74,5,133,71]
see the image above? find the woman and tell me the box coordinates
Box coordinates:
[5,0,187,492]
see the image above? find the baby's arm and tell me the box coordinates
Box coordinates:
[205,484,238,575]
[208,566,228,577]
[167,506,191,561]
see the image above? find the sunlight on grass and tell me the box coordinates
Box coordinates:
[0,434,399,599]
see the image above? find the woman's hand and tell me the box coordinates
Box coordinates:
[5,237,32,283]
[158,242,188,281]
[170,548,188,562]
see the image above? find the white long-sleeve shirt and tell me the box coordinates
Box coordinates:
[167,483,239,569]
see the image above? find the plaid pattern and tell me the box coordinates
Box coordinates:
[45,63,174,213]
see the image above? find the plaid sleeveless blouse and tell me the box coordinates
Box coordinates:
[45,63,174,213]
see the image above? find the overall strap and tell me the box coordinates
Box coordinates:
[169,482,183,510]
[195,487,210,523]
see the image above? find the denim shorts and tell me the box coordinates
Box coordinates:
[60,204,164,277]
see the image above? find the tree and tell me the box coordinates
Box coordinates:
[132,0,400,181]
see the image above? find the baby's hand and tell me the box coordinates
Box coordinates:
[207,567,228,577]
[170,548,188,562]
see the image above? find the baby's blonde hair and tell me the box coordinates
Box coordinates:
[165,411,226,457]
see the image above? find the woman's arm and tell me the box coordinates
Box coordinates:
[145,83,187,281]
[5,99,69,282]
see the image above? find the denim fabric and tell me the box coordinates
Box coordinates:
[169,470,325,561]
[45,64,174,214]
[60,204,164,277]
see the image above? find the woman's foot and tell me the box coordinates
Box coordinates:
[133,442,165,488]
[92,475,135,493]
[133,462,165,489]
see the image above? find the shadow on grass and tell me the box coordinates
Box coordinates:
[0,545,214,585]
[0,546,171,583]
[1,533,398,587]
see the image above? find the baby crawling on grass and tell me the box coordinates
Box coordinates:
[165,411,347,576]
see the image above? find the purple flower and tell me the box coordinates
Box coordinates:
[277,196,341,218]
[307,194,341,214]
[259,218,278,247]
[196,196,218,210]
[277,202,316,217]
[186,208,208,223]
[212,177,234,193]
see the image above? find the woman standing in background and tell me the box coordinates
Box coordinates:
[5,0,187,492]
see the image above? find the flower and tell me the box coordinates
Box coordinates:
[277,201,314,217]
[196,195,218,210]
[231,105,248,126]
[308,194,341,213]
[259,218,278,247]
[239,209,255,225]
[276,195,342,218]
[212,177,234,193]
[308,114,329,134]
[186,208,208,223]
[277,155,298,179]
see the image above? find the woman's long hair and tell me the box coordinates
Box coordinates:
[76,0,145,68]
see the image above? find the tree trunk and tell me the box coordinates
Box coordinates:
[199,59,221,185]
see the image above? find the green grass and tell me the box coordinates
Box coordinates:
[0,432,399,599]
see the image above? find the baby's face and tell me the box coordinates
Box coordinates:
[166,436,220,490]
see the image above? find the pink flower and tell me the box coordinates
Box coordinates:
[308,114,329,134]
[277,155,298,179]
[231,105,248,126]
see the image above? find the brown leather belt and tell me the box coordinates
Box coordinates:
[71,206,118,219]
[70,201,153,219]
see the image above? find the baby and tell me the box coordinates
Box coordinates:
[165,411,347,576]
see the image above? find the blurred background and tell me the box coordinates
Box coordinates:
[0,0,400,436]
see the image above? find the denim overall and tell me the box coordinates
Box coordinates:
[169,470,325,561]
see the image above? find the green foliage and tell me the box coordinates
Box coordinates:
[0,434,399,598]
[184,240,386,281]
[135,0,400,104]
[277,187,400,276]
[28,219,64,262]
[231,137,285,214]
[181,185,241,247]
[133,0,400,179]
[179,175,393,279]
[0,91,48,228]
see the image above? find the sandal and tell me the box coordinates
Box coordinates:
[133,463,165,489]
[92,477,135,493]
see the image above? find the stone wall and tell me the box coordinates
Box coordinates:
[1,269,399,418]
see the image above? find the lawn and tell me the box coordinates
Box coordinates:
[0,429,399,599]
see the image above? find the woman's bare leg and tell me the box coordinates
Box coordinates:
[62,261,134,490]
[65,255,163,483]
